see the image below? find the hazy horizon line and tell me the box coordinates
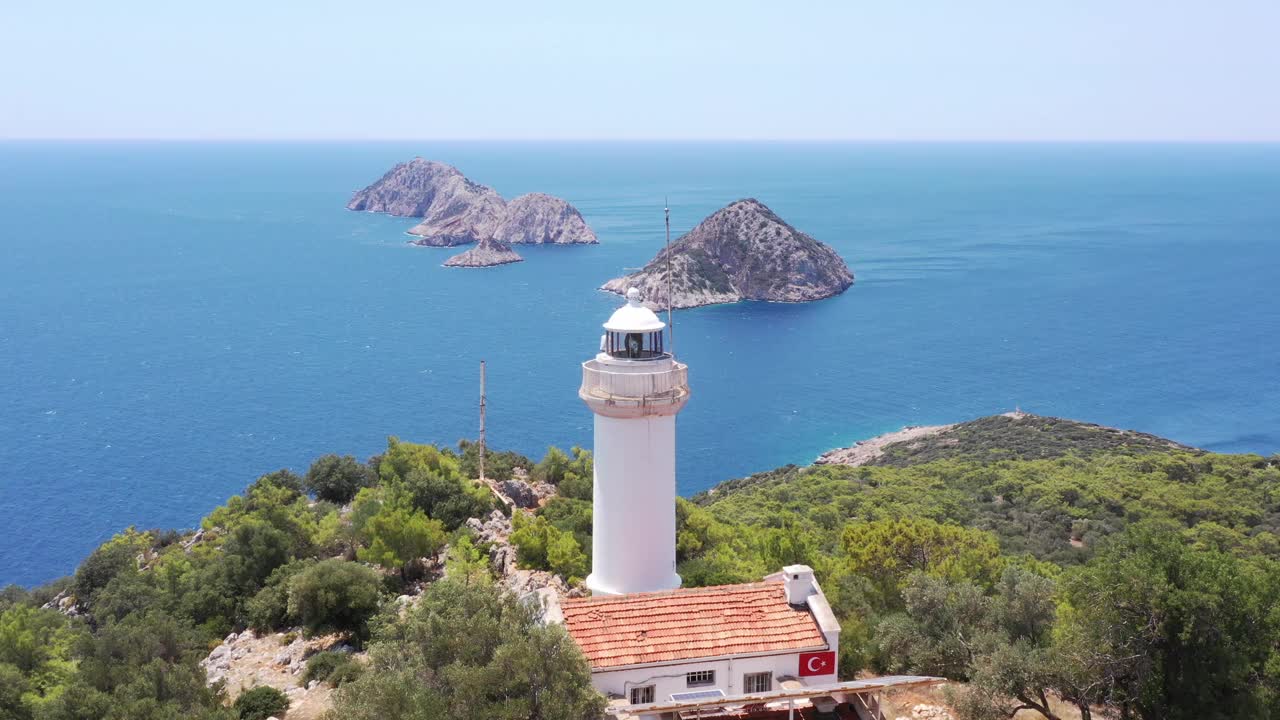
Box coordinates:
[4,137,1279,144]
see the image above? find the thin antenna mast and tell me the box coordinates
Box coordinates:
[665,197,673,356]
[478,360,486,482]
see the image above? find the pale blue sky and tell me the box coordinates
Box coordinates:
[3,0,1277,140]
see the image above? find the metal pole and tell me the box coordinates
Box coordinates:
[479,360,486,482]
[665,198,673,357]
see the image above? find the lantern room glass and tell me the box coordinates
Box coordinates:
[606,330,665,360]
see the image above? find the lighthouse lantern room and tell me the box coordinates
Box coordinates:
[578,288,689,596]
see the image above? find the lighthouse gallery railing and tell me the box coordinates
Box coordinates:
[580,361,689,406]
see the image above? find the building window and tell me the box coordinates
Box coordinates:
[630,685,655,705]
[686,669,715,687]
[744,672,773,693]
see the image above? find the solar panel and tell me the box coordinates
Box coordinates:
[669,689,726,702]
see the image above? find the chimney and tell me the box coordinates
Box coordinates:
[782,565,816,606]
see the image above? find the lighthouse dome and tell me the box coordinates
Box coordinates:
[603,288,666,332]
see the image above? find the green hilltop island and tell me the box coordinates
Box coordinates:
[4,296,1278,720]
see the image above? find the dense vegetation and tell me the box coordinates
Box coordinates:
[865,414,1191,466]
[0,438,598,720]
[674,417,1280,720]
[333,576,604,720]
[3,414,1277,720]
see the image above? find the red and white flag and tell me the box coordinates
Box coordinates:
[798,650,836,677]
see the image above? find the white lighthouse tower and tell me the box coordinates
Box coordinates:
[578,287,690,596]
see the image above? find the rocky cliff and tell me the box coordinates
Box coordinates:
[492,193,597,245]
[347,159,596,251]
[442,237,524,268]
[601,199,853,309]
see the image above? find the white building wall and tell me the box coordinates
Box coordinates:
[592,651,838,704]
[586,413,680,596]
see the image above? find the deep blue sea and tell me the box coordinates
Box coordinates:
[2,142,1278,587]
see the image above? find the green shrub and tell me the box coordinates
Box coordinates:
[287,560,382,637]
[301,650,363,687]
[327,657,364,687]
[378,438,493,529]
[0,662,30,720]
[247,561,314,633]
[233,685,289,720]
[73,529,151,604]
[330,578,604,720]
[250,469,306,497]
[530,447,593,500]
[455,440,532,482]
[509,514,588,582]
[304,455,373,505]
[0,585,29,612]
[223,518,295,595]
[356,501,446,580]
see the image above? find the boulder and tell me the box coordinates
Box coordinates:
[498,478,555,508]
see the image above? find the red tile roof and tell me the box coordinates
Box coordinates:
[561,581,827,669]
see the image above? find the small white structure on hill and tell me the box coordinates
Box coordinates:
[579,287,689,596]
[562,565,842,706]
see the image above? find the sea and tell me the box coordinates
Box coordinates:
[2,141,1278,587]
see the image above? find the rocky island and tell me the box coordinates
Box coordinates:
[347,159,506,246]
[347,159,596,265]
[601,198,853,309]
[492,192,596,245]
[442,237,524,268]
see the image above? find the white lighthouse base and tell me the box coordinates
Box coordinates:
[588,413,682,596]
[585,571,682,597]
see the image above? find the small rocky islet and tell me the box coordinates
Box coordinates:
[601,198,854,309]
[346,158,596,267]
[442,237,524,268]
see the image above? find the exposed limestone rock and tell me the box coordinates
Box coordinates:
[181,529,206,552]
[199,630,347,720]
[506,568,569,600]
[442,237,524,267]
[602,198,853,309]
[490,543,518,577]
[465,509,512,546]
[459,508,581,611]
[492,193,597,245]
[905,704,954,720]
[41,590,82,618]
[498,478,556,509]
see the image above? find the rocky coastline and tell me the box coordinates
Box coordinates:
[813,411,1196,468]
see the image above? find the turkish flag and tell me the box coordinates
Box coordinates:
[798,650,836,677]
